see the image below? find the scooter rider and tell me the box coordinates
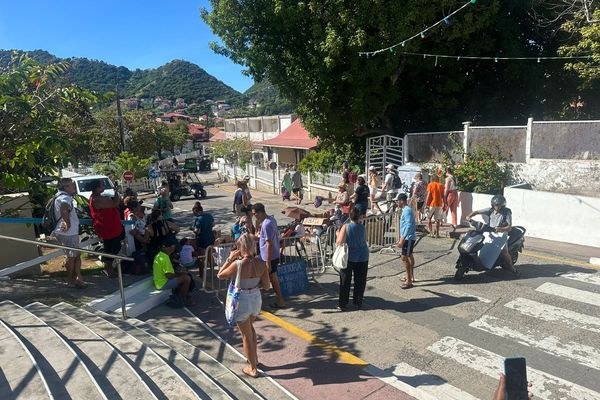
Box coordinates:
[465,195,518,275]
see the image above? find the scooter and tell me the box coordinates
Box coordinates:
[454,220,526,280]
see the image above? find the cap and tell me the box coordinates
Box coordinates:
[368,166,376,171]
[386,164,395,170]
[163,235,179,248]
[243,175,250,181]
[394,193,408,202]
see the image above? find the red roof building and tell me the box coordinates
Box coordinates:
[257,119,318,150]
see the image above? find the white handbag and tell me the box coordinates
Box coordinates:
[332,243,348,270]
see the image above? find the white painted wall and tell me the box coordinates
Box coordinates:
[457,192,493,226]
[505,185,600,248]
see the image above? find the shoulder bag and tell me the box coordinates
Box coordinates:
[332,228,348,270]
[225,260,242,326]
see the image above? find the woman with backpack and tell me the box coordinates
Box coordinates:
[232,181,246,216]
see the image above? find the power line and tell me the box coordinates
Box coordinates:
[398,51,593,63]
[358,0,478,57]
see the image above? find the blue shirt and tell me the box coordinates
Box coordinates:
[346,222,369,262]
[259,216,280,261]
[194,213,215,248]
[400,206,417,240]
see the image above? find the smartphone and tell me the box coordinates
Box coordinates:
[504,357,528,400]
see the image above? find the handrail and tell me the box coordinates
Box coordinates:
[0,234,132,320]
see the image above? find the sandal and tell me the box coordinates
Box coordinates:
[400,277,416,283]
[401,282,414,289]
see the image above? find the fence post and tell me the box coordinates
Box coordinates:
[403,134,410,165]
[307,170,312,200]
[525,117,533,163]
[462,121,471,161]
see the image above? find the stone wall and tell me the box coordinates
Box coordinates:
[405,131,463,163]
[531,121,600,160]
[512,159,600,197]
[468,127,526,162]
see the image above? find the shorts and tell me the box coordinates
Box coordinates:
[102,236,122,260]
[237,288,262,323]
[160,277,179,290]
[234,203,244,216]
[427,207,444,221]
[417,201,424,210]
[354,202,368,216]
[56,234,80,258]
[181,258,198,269]
[402,240,415,256]
[267,258,280,274]
[369,186,377,196]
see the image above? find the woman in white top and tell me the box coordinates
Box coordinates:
[217,233,270,378]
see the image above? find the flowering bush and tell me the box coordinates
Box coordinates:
[453,147,513,194]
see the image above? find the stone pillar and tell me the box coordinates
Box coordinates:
[525,117,533,163]
[462,121,471,161]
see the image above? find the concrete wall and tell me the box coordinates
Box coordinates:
[405,132,463,163]
[512,159,600,197]
[505,184,600,248]
[276,148,297,166]
[0,194,41,274]
[456,192,494,226]
[531,121,600,160]
[468,127,526,162]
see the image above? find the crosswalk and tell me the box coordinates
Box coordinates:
[422,271,600,400]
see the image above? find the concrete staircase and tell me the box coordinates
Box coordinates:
[0,300,290,399]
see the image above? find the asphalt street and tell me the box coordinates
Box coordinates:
[164,176,600,400]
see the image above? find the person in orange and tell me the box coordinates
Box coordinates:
[425,174,445,238]
[444,167,459,229]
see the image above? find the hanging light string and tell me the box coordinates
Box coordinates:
[358,0,478,57]
[399,51,594,62]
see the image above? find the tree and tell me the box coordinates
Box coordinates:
[210,138,254,169]
[167,120,190,153]
[0,54,96,193]
[203,1,581,140]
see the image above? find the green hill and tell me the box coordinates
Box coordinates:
[244,79,293,115]
[0,49,241,104]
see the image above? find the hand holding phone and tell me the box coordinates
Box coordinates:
[504,357,529,400]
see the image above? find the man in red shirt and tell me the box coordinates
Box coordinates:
[90,179,123,278]
[425,174,445,238]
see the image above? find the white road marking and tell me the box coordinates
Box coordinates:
[505,297,600,334]
[389,362,481,400]
[536,282,600,307]
[561,272,600,286]
[428,336,600,400]
[470,315,600,371]
[447,289,492,303]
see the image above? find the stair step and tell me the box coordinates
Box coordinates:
[127,316,263,400]
[53,302,199,400]
[143,305,294,400]
[24,302,156,400]
[81,306,232,400]
[0,301,104,400]
[0,318,50,400]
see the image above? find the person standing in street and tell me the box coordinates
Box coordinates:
[381,164,399,208]
[90,179,123,278]
[444,167,459,229]
[232,181,245,216]
[425,174,445,238]
[411,172,427,222]
[54,178,85,288]
[291,167,303,205]
[395,193,417,289]
[252,203,285,309]
[351,175,370,216]
[153,185,173,221]
[335,207,369,311]
[368,166,382,214]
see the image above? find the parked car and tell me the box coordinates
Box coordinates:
[71,175,115,200]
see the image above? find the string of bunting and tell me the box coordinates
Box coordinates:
[358,0,478,57]
[398,51,594,65]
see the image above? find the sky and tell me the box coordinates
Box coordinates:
[0,0,254,92]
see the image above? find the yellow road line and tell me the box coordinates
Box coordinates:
[522,250,598,269]
[259,310,369,367]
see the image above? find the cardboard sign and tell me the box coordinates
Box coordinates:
[303,217,328,226]
[276,259,309,298]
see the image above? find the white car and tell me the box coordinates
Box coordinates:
[71,175,115,200]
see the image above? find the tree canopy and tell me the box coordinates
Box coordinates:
[202,0,590,140]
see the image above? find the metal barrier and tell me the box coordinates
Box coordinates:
[363,211,400,253]
[0,234,133,319]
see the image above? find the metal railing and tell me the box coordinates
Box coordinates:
[0,234,133,319]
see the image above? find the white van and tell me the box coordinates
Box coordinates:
[71,175,116,200]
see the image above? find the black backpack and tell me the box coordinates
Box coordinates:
[40,194,60,235]
[393,174,403,190]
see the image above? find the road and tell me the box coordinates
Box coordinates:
[167,178,600,400]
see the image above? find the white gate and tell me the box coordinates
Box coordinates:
[365,135,403,174]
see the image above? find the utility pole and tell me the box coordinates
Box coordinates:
[116,82,126,153]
